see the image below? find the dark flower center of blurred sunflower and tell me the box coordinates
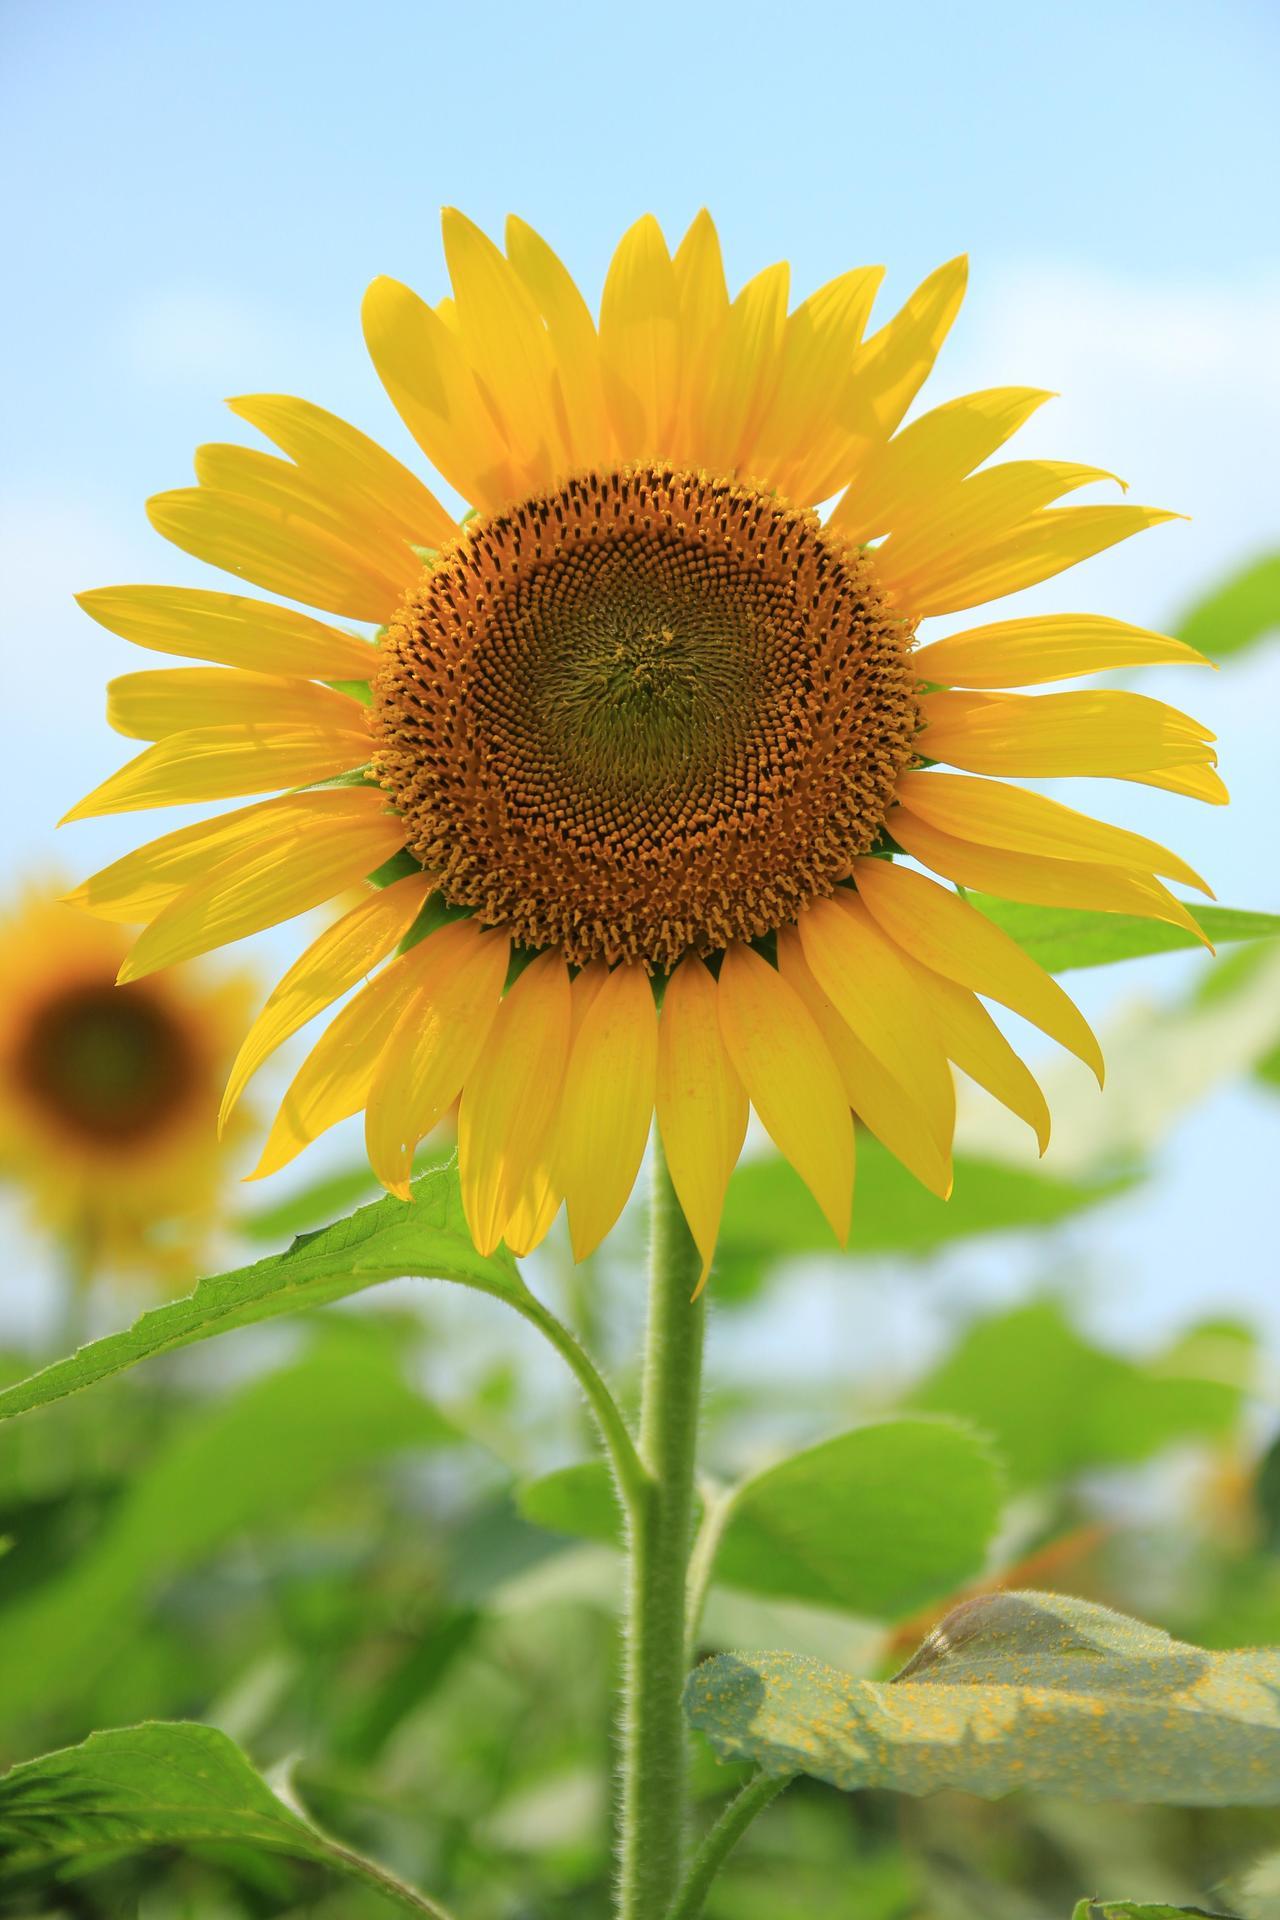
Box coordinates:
[15,984,196,1145]
[372,464,920,969]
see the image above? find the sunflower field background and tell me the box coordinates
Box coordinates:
[2,2,1280,1916]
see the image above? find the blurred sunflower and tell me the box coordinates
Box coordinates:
[64,211,1222,1280]
[0,890,252,1284]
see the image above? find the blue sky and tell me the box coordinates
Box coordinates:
[1,0,1277,1355]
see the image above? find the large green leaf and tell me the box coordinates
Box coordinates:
[521,1418,1002,1620]
[685,1589,1280,1803]
[909,1302,1248,1487]
[0,1721,452,1913]
[1175,550,1280,659]
[0,1164,524,1426]
[716,1139,1132,1291]
[970,900,1280,974]
[1072,1905,1235,1920]
[0,1331,456,1724]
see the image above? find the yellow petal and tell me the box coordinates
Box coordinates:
[815,255,969,502]
[777,927,952,1199]
[598,214,681,458]
[827,387,1054,545]
[894,953,1051,1153]
[911,612,1211,687]
[364,920,510,1200]
[362,274,519,512]
[74,584,378,680]
[106,668,366,741]
[655,955,748,1287]
[888,807,1208,941]
[716,942,853,1244]
[795,893,955,1153]
[696,261,789,475]
[890,503,1181,617]
[748,266,885,501]
[118,790,407,980]
[500,960,609,1256]
[852,856,1104,1082]
[64,794,353,924]
[458,950,572,1256]
[220,871,434,1131]
[146,487,406,625]
[919,688,1218,782]
[61,723,372,821]
[1119,762,1230,805]
[505,215,612,470]
[556,961,658,1260]
[252,954,416,1179]
[192,443,423,592]
[875,460,1124,605]
[895,770,1212,895]
[442,207,561,488]
[670,209,730,462]
[228,392,456,550]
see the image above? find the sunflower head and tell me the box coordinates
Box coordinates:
[0,890,254,1282]
[65,209,1223,1284]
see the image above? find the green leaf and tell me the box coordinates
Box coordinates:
[969,900,1280,974]
[1175,549,1280,659]
[517,1460,632,1548]
[716,1139,1132,1290]
[0,1721,453,1914]
[0,1331,458,1724]
[685,1589,1280,1804]
[521,1418,1002,1620]
[909,1302,1247,1487]
[0,1163,525,1426]
[714,1418,1002,1617]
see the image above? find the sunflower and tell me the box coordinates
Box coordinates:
[64,211,1222,1282]
[0,888,253,1282]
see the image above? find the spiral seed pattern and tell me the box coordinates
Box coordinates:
[372,465,920,968]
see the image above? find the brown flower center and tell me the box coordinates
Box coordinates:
[372,465,920,969]
[14,983,196,1147]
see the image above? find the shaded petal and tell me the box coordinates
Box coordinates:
[61,723,373,821]
[505,215,613,470]
[75,585,379,680]
[365,920,510,1199]
[778,927,952,1199]
[852,856,1103,1082]
[442,207,562,487]
[556,961,658,1260]
[106,668,366,741]
[598,214,682,458]
[362,273,519,511]
[147,486,405,624]
[192,443,423,589]
[796,893,955,1152]
[220,871,434,1130]
[252,955,416,1178]
[828,386,1054,544]
[458,949,572,1256]
[895,770,1212,894]
[716,942,853,1244]
[889,807,1208,940]
[748,267,885,500]
[891,503,1181,617]
[919,687,1218,784]
[655,955,748,1287]
[696,261,789,476]
[228,392,457,549]
[118,789,407,980]
[64,793,357,924]
[892,951,1051,1153]
[911,611,1211,687]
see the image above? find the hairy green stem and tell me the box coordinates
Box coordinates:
[665,1772,795,1920]
[617,1142,706,1920]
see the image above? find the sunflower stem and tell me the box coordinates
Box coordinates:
[665,1771,796,1920]
[618,1140,705,1920]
